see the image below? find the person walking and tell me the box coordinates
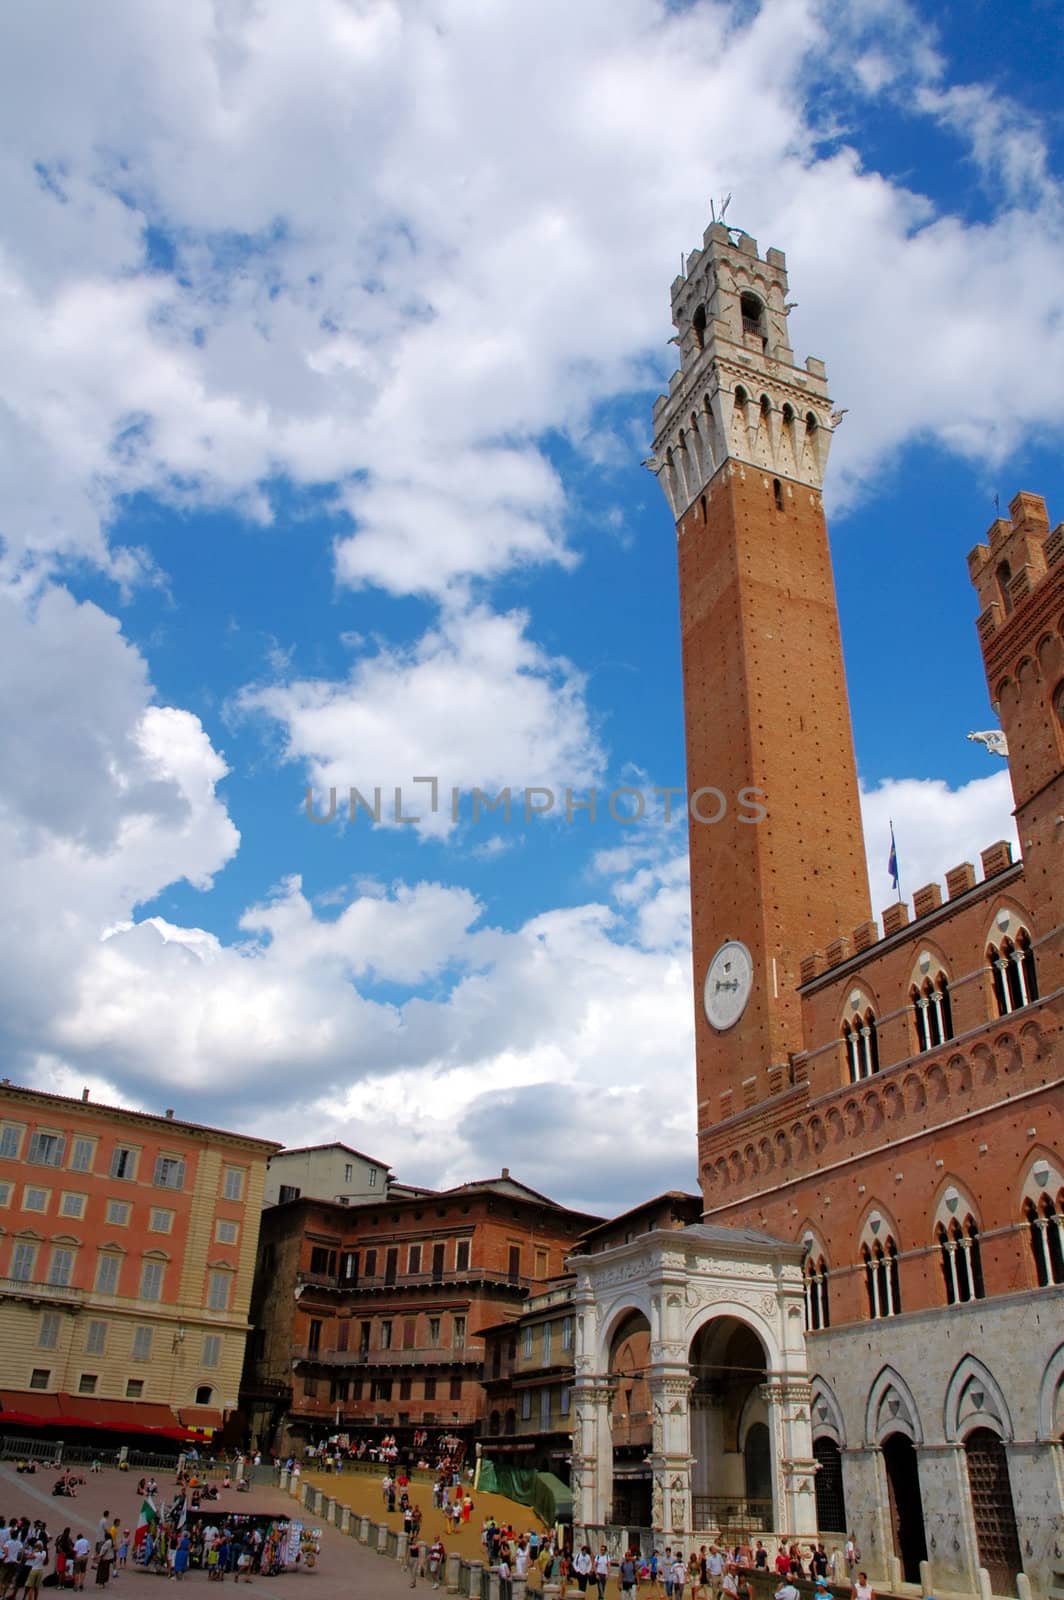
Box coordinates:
[852,1574,874,1600]
[94,1537,114,1588]
[594,1547,610,1600]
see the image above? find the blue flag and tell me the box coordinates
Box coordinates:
[887,822,899,892]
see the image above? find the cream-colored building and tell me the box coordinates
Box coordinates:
[0,1084,279,1443]
[262,1142,392,1209]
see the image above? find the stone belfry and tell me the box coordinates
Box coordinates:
[649,222,870,1172]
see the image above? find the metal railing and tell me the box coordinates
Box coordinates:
[292,1343,476,1367]
[691,1496,774,1534]
[0,1276,84,1303]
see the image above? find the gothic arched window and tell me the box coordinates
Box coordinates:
[843,1008,879,1083]
[913,971,953,1051]
[862,1231,901,1319]
[989,931,1038,1016]
[692,303,707,350]
[804,1254,830,1331]
[1024,1192,1064,1287]
[938,1216,984,1305]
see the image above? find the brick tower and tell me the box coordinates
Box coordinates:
[968,492,1064,932]
[650,222,870,1166]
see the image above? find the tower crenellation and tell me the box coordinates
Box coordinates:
[650,224,836,513]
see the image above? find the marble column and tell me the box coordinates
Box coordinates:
[650,1371,695,1538]
[573,1378,615,1526]
[761,1378,818,1537]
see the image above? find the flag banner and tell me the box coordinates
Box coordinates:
[134,1499,158,1550]
[888,823,899,892]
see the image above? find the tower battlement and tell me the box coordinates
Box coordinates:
[649,225,835,511]
[968,490,1062,630]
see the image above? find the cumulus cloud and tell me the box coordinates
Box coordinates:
[238,602,604,836]
[0,0,1061,588]
[860,769,1018,914]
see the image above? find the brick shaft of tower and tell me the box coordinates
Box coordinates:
[649,221,871,1144]
[969,491,1064,931]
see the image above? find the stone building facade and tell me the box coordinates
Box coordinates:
[648,221,1063,1597]
[0,1083,278,1442]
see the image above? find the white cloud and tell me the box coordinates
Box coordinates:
[238,602,604,836]
[0,0,1059,589]
[860,769,1018,915]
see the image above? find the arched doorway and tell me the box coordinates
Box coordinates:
[813,1437,847,1534]
[964,1429,1022,1598]
[689,1316,770,1533]
[744,1422,771,1503]
[882,1433,927,1582]
[609,1309,652,1529]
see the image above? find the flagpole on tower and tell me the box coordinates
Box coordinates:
[888,821,902,905]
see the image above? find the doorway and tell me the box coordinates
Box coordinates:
[882,1433,927,1582]
[964,1429,1022,1598]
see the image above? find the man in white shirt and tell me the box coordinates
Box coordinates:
[572,1547,593,1594]
[72,1535,91,1591]
[671,1554,686,1600]
[595,1547,610,1600]
[774,1580,799,1600]
[514,1545,529,1580]
[722,1569,739,1599]
[706,1548,725,1594]
[2,1530,25,1595]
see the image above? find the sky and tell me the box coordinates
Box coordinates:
[1,0,1062,1218]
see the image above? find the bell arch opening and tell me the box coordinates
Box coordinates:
[608,1308,652,1528]
[689,1315,772,1536]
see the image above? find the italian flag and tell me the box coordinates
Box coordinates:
[134,1500,158,1552]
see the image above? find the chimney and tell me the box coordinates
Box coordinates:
[165,1109,174,1119]
[81,1088,90,1102]
[501,1167,510,1180]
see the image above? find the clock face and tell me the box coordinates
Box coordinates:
[703,940,754,1031]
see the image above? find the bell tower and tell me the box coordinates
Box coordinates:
[650,222,870,1164]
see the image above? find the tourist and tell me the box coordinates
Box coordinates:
[429,1537,446,1591]
[620,1550,638,1597]
[499,1551,513,1600]
[844,1537,860,1586]
[71,1534,90,1592]
[852,1574,873,1600]
[774,1576,799,1600]
[670,1552,686,1600]
[95,1535,114,1588]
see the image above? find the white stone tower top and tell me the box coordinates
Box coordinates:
[649,222,838,516]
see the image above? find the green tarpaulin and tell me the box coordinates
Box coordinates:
[476,1460,573,1526]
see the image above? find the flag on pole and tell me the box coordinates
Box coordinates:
[134,1498,158,1551]
[887,822,899,895]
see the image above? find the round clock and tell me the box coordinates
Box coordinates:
[703,939,754,1031]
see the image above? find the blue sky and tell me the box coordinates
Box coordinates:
[1,0,1061,1214]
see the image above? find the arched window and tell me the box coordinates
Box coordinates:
[734,384,749,416]
[843,1008,879,1082]
[488,1409,501,1436]
[804,1254,830,1331]
[195,1384,213,1405]
[773,477,784,511]
[996,559,1013,615]
[739,292,763,339]
[805,411,818,435]
[912,971,953,1051]
[1024,1192,1064,1286]
[988,931,1038,1016]
[1054,679,1064,730]
[781,402,795,429]
[938,1216,984,1305]
[862,1231,901,1319]
[692,303,707,350]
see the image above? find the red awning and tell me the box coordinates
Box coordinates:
[57,1394,183,1434]
[179,1408,223,1432]
[0,1390,65,1427]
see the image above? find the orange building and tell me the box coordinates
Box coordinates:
[649,221,1063,1596]
[241,1167,599,1455]
[0,1083,278,1444]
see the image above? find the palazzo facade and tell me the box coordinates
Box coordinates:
[621,220,1063,1597]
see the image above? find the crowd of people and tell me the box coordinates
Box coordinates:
[0,1508,128,1593]
[555,1536,872,1600]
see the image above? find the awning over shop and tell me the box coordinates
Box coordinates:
[0,1390,190,1438]
[179,1407,223,1433]
[0,1390,64,1427]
